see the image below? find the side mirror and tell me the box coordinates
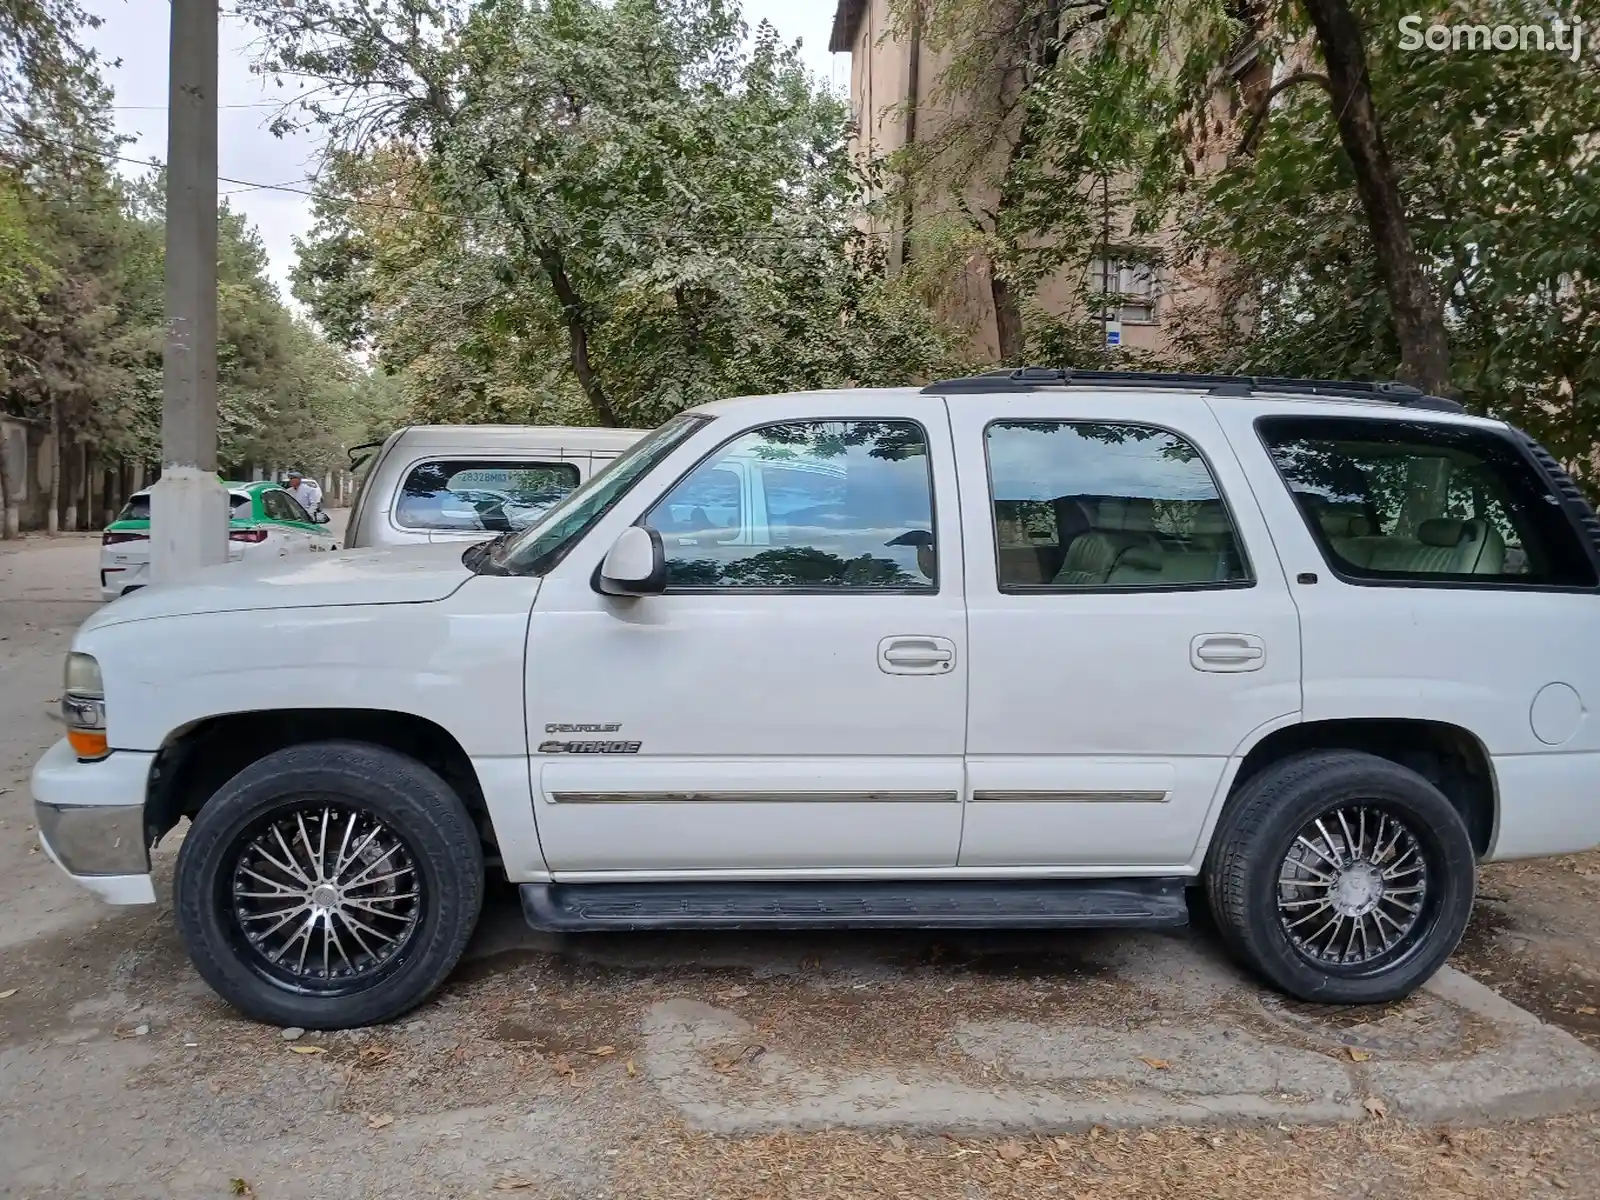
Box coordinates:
[598,525,666,596]
[315,510,331,525]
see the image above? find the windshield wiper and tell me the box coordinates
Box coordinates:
[462,532,515,576]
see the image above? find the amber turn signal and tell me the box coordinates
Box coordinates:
[66,728,108,759]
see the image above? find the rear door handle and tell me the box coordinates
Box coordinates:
[879,635,957,675]
[1191,633,1265,672]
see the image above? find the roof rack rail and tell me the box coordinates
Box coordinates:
[920,366,1465,413]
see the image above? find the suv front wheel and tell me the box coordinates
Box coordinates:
[174,740,485,1029]
[1205,749,1476,1005]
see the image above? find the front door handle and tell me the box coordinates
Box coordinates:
[879,635,956,675]
[1191,633,1266,673]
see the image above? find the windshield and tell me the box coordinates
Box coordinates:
[493,412,710,576]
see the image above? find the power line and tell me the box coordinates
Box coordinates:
[12,122,894,245]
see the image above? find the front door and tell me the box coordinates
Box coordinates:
[524,403,968,875]
[949,394,1303,870]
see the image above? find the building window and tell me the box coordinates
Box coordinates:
[1086,258,1160,325]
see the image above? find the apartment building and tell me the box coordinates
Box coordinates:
[829,0,1223,363]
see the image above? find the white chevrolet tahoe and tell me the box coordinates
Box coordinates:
[32,368,1600,1029]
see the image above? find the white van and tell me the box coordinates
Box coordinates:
[343,424,646,549]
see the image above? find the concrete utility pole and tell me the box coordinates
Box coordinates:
[152,0,228,582]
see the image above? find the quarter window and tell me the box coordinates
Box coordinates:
[644,420,937,590]
[985,421,1250,590]
[395,459,582,533]
[1260,416,1597,587]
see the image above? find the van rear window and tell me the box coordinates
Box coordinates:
[394,459,581,532]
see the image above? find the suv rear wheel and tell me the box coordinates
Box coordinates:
[174,740,484,1028]
[1204,749,1475,1004]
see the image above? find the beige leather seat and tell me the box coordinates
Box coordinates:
[1051,500,1158,586]
[1334,517,1505,575]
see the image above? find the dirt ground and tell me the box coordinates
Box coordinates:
[5,530,1600,1199]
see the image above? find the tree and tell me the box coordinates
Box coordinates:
[246,0,960,427]
[1175,0,1600,468]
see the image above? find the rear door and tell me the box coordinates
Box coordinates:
[949,392,1303,870]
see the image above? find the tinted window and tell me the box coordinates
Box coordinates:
[645,420,936,590]
[986,421,1250,590]
[118,495,151,522]
[395,459,582,532]
[1260,416,1597,587]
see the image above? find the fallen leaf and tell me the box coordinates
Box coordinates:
[288,1045,325,1055]
[229,1181,255,1198]
[625,1059,637,1077]
[1363,1096,1389,1119]
[997,1139,1026,1162]
[888,1134,907,1150]
[367,1114,394,1130]
[493,1178,535,1191]
[717,985,750,1000]
[0,989,16,1000]
[1577,1006,1597,1016]
[880,1151,908,1164]
[552,1056,575,1077]
[1345,1047,1373,1062]
[1138,1056,1171,1070]
[586,1045,617,1057]
[800,955,821,969]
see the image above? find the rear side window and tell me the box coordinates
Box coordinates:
[1259,416,1597,587]
[984,421,1251,590]
[229,493,252,520]
[395,459,581,532]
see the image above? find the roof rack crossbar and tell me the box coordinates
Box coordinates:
[920,367,1464,413]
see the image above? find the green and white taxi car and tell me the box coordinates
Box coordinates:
[99,480,337,601]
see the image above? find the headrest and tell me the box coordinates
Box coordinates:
[1319,512,1371,539]
[1097,498,1154,531]
[1419,518,1472,547]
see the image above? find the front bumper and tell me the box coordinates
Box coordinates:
[31,739,158,905]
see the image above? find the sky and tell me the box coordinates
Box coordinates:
[83,0,847,304]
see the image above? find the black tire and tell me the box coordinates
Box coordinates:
[1204,749,1475,1005]
[174,740,485,1028]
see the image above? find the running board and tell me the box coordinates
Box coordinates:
[519,878,1190,932]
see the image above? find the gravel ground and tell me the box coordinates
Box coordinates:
[5,530,1600,1198]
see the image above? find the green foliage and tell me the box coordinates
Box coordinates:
[250,0,959,427]
[1172,0,1600,468]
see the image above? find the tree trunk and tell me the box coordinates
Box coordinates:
[46,409,60,535]
[537,246,619,427]
[1300,0,1452,395]
[991,273,1027,365]
[0,423,16,539]
[61,440,79,532]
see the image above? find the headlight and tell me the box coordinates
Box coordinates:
[62,652,108,759]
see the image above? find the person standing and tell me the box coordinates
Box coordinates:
[285,470,323,515]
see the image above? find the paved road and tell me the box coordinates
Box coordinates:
[3,528,1600,1198]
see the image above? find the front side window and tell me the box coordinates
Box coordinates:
[644,420,937,590]
[395,459,582,533]
[1261,416,1597,587]
[986,421,1251,590]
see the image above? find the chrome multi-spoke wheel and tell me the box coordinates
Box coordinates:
[227,802,424,992]
[1205,750,1476,1005]
[1277,806,1429,968]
